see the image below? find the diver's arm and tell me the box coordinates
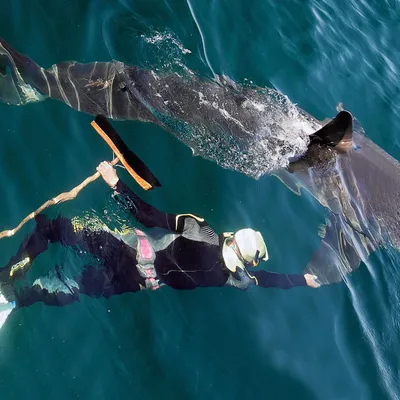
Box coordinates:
[113,179,177,229]
[113,179,211,234]
[252,270,307,289]
[97,161,177,230]
[96,161,212,233]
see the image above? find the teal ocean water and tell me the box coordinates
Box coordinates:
[1,1,400,399]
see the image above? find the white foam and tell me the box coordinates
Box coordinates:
[141,31,191,55]
[150,71,159,81]
[251,101,265,112]
[190,85,321,177]
[218,108,253,136]
[198,91,210,106]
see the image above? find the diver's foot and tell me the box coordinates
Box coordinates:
[9,257,30,278]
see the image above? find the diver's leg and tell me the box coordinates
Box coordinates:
[2,213,141,278]
[15,265,80,307]
[1,214,81,279]
[2,214,142,307]
[15,236,142,308]
[77,230,143,296]
[14,264,98,307]
[14,264,116,308]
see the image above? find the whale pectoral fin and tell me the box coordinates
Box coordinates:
[304,213,362,285]
[309,110,353,151]
[305,237,361,285]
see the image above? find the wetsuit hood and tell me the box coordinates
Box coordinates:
[222,229,268,272]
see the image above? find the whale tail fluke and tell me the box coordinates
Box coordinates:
[0,37,48,106]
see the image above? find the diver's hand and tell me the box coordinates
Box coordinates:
[304,274,320,288]
[97,161,119,188]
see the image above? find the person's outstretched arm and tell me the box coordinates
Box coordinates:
[97,161,183,231]
[252,270,320,289]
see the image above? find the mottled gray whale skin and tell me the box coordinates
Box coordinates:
[1,38,399,284]
[0,37,318,177]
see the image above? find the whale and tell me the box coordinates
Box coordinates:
[1,37,399,284]
[0,37,319,177]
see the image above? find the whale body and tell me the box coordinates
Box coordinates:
[0,38,319,177]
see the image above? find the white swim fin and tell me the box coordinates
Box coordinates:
[0,290,15,330]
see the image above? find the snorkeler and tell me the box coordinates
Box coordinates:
[0,161,319,322]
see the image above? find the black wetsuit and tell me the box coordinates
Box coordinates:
[0,180,306,308]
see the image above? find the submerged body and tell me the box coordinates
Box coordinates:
[0,170,309,314]
[1,38,399,284]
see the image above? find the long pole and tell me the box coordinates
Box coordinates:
[0,157,120,240]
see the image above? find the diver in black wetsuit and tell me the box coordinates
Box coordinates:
[0,162,319,315]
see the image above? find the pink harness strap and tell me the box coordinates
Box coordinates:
[137,236,153,260]
[134,229,159,290]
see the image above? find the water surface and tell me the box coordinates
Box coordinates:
[1,1,400,399]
